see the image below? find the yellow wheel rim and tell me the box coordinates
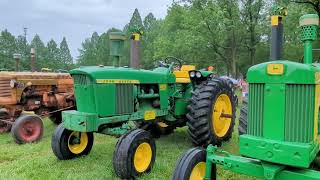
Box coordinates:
[189,162,206,180]
[134,142,152,173]
[212,94,232,138]
[68,131,88,154]
[157,122,169,128]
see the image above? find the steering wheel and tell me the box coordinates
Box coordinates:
[163,56,183,71]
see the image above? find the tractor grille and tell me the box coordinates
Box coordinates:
[0,78,11,98]
[73,74,91,85]
[285,84,314,143]
[248,83,264,137]
[116,84,134,114]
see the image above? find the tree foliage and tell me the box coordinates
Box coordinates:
[1,1,317,76]
[0,31,73,71]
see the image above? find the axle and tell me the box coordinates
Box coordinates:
[204,145,320,180]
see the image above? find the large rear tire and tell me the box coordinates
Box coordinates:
[238,98,248,135]
[11,115,43,144]
[113,129,156,179]
[173,147,216,180]
[187,79,236,146]
[51,124,94,160]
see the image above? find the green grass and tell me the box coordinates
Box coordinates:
[0,109,260,180]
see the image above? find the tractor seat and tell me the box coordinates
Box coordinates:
[173,65,196,83]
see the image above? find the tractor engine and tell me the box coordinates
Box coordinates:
[240,14,320,168]
[70,67,175,118]
[0,72,74,117]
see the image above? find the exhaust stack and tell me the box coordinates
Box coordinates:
[270,15,284,60]
[130,31,141,69]
[13,53,21,72]
[270,4,287,61]
[30,48,36,72]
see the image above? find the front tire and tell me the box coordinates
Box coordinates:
[51,124,94,160]
[11,115,44,144]
[187,79,236,146]
[113,129,156,179]
[173,147,216,180]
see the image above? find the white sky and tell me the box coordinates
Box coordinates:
[0,0,173,58]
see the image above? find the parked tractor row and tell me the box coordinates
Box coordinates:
[5,4,319,180]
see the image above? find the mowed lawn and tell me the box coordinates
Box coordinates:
[0,106,260,180]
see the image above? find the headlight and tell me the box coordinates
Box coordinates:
[196,71,202,78]
[190,71,196,78]
[10,80,17,88]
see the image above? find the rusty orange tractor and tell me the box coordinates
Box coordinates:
[0,72,75,144]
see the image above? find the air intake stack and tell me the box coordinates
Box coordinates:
[109,32,126,67]
[299,14,319,64]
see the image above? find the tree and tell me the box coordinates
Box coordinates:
[46,39,60,69]
[141,13,160,69]
[30,34,47,70]
[240,0,265,66]
[16,35,30,70]
[189,0,242,76]
[127,8,144,31]
[143,13,157,32]
[291,0,320,17]
[0,29,16,70]
[59,37,73,69]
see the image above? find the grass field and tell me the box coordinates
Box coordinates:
[0,107,260,180]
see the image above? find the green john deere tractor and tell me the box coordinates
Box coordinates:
[51,32,236,178]
[173,11,320,180]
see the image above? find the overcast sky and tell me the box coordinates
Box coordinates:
[0,0,172,58]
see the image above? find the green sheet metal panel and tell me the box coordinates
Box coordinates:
[263,83,286,141]
[72,74,96,113]
[94,84,116,116]
[285,84,315,143]
[62,110,98,132]
[159,84,169,110]
[248,83,264,137]
[239,135,318,168]
[247,60,320,84]
[174,99,187,116]
[70,66,176,84]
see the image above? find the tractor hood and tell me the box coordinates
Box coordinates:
[70,66,176,84]
[247,60,320,84]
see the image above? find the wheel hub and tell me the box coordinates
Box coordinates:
[134,142,152,173]
[19,120,41,142]
[212,94,232,137]
[68,132,88,154]
[190,162,206,180]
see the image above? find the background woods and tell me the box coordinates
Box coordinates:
[0,0,318,77]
